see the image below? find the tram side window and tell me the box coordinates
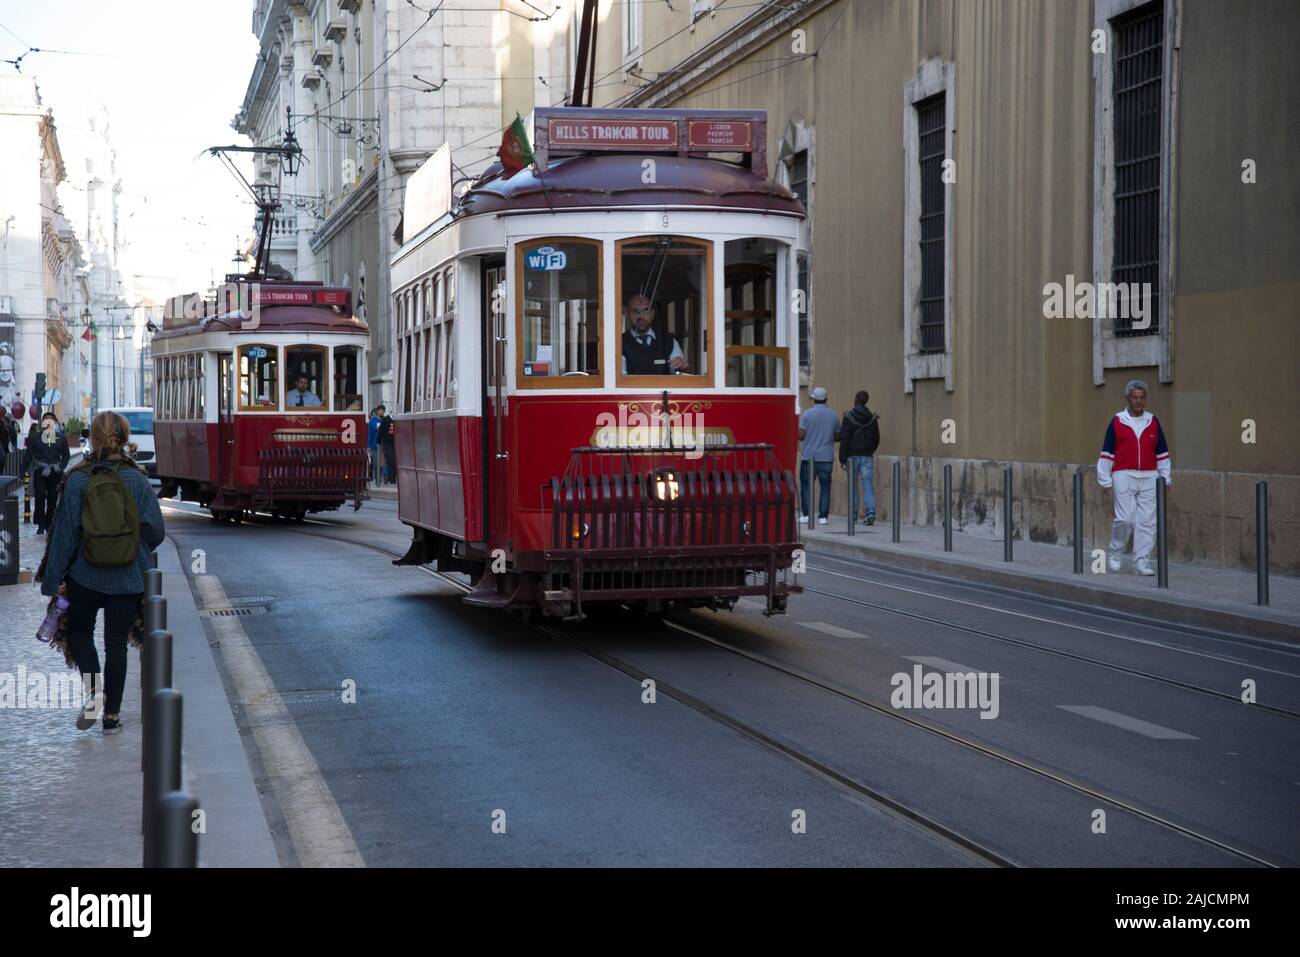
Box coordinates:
[239,344,279,409]
[334,345,363,410]
[185,354,197,419]
[519,239,601,380]
[285,346,327,409]
[196,354,206,418]
[724,238,788,388]
[617,236,709,380]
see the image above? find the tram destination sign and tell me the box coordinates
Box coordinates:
[533,107,768,176]
[687,120,752,150]
[548,118,678,150]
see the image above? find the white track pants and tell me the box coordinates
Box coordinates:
[1108,472,1157,560]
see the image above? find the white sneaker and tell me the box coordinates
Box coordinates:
[818,517,828,525]
[799,515,809,525]
[1134,558,1155,576]
[1107,554,1122,573]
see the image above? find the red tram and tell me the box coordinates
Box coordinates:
[152,283,370,521]
[391,107,806,619]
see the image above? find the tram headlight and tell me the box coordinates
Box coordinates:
[570,520,589,540]
[652,468,680,502]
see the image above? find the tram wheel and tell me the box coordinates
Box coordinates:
[232,510,244,525]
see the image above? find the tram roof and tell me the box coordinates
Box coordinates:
[456,107,804,219]
[458,153,804,218]
[156,283,367,341]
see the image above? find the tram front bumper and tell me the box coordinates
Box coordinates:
[257,446,369,505]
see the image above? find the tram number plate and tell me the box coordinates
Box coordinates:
[525,247,567,271]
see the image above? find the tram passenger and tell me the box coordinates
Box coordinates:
[620,294,687,375]
[288,374,323,408]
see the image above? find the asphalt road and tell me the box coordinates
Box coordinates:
[161,496,1300,867]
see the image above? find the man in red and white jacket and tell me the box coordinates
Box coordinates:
[1097,379,1171,576]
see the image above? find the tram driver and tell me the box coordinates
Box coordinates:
[621,294,687,375]
[288,374,323,408]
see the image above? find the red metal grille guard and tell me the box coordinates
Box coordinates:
[257,446,368,507]
[545,444,799,555]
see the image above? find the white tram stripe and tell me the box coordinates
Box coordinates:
[194,574,366,867]
[1057,705,1198,740]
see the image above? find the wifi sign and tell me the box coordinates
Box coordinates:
[525,246,567,271]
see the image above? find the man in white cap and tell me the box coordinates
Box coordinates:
[798,386,838,525]
[1097,379,1171,576]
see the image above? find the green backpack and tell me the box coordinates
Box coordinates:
[81,461,140,567]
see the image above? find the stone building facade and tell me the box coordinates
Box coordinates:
[582,0,1299,572]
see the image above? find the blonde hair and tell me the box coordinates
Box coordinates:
[89,410,137,460]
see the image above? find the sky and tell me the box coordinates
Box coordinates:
[0,1,262,297]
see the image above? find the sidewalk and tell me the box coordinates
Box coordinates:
[0,519,278,867]
[367,483,397,502]
[800,520,1300,643]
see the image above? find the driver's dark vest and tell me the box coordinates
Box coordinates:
[621,329,674,374]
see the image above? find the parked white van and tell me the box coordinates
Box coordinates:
[102,406,157,479]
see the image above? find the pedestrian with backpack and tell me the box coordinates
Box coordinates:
[839,391,881,525]
[39,410,165,734]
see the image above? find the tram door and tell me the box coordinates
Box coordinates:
[217,353,235,489]
[481,258,508,545]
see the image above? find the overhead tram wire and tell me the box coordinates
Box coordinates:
[283,0,446,140]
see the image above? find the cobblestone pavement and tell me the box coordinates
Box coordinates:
[0,516,144,867]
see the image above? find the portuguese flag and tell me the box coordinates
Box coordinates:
[81,322,95,342]
[497,114,534,177]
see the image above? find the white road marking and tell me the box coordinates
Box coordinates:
[798,621,868,639]
[1057,705,1198,740]
[906,655,982,674]
[194,574,365,867]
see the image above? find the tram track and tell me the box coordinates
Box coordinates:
[168,504,1288,868]
[791,581,1300,722]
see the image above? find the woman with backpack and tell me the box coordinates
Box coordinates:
[40,410,165,734]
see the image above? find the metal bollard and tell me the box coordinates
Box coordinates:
[144,568,162,599]
[23,473,30,523]
[1073,471,1084,574]
[1003,467,1013,563]
[847,462,856,537]
[155,791,200,868]
[141,630,173,853]
[143,594,166,635]
[892,460,901,543]
[1156,477,1168,588]
[140,594,166,746]
[144,688,183,868]
[942,464,953,552]
[1256,481,1269,606]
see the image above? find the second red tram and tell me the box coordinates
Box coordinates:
[152,282,370,521]
[392,107,805,619]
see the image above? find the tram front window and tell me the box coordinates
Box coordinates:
[518,239,600,380]
[724,237,789,388]
[239,344,279,409]
[285,346,327,409]
[618,236,709,381]
[334,345,364,411]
